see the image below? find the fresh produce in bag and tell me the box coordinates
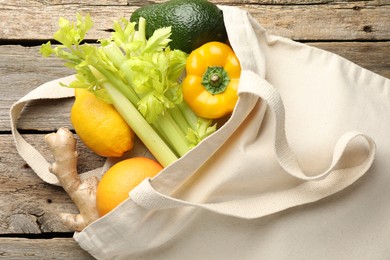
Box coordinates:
[39,0,240,231]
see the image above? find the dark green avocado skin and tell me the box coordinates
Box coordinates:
[130,0,228,54]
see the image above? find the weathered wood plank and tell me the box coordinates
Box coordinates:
[0,1,388,41]
[0,45,74,132]
[0,237,93,259]
[0,134,104,234]
[0,41,389,131]
[0,133,150,234]
[249,2,390,41]
[0,0,387,258]
[140,0,342,4]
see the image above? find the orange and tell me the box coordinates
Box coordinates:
[71,88,134,157]
[96,157,163,216]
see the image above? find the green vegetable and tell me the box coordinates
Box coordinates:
[130,0,228,53]
[40,13,216,167]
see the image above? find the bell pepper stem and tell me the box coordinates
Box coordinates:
[201,66,230,94]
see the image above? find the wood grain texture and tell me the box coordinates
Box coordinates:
[0,134,104,234]
[248,2,390,41]
[0,45,73,131]
[0,0,389,258]
[0,132,151,234]
[0,237,94,259]
[1,41,388,235]
[1,41,388,131]
[0,1,389,41]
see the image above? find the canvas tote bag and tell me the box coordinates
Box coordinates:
[10,5,390,260]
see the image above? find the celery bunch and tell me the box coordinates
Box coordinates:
[40,14,216,166]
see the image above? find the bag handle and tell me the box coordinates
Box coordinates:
[238,71,376,181]
[130,70,376,219]
[10,75,104,185]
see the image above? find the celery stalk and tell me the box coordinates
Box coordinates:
[90,67,178,166]
[93,64,140,104]
[40,14,216,167]
[168,106,193,135]
[153,112,191,156]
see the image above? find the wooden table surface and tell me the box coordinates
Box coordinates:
[1,0,389,258]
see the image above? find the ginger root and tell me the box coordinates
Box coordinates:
[45,127,99,232]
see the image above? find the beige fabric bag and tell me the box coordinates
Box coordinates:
[11,5,390,259]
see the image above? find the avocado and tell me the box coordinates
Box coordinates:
[130,0,228,54]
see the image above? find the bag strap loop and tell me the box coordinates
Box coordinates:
[238,70,376,181]
[130,70,376,219]
[10,75,104,185]
[10,72,376,218]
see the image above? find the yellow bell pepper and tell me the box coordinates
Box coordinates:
[182,41,241,119]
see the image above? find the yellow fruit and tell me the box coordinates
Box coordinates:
[71,88,134,157]
[96,157,163,216]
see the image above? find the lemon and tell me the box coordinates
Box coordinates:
[70,88,134,157]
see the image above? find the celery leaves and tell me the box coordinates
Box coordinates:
[40,14,216,166]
